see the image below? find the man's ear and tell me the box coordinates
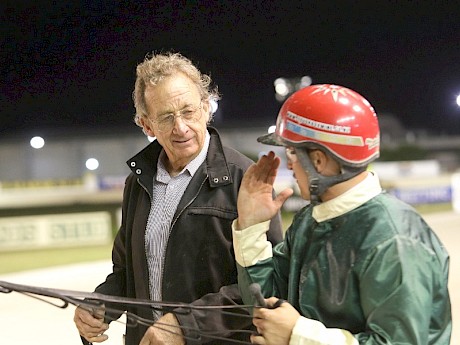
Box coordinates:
[140,117,156,137]
[309,150,326,173]
[311,150,341,176]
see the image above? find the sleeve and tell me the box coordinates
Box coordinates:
[352,235,451,344]
[91,177,132,322]
[233,220,272,267]
[289,236,451,345]
[289,317,358,345]
[174,284,254,344]
[92,226,127,321]
[174,215,284,344]
[233,220,291,306]
[234,217,452,345]
[79,207,127,344]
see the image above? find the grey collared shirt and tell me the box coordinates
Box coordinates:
[145,131,210,319]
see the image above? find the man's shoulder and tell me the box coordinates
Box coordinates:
[222,145,254,168]
[368,192,418,215]
[208,126,254,169]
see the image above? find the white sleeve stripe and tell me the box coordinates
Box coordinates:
[232,220,272,267]
[289,317,358,345]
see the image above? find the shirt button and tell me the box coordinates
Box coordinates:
[222,175,229,181]
[213,177,219,183]
[135,169,142,175]
[130,161,136,167]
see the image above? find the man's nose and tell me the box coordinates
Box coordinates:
[172,114,188,132]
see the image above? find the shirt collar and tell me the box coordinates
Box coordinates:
[312,171,382,222]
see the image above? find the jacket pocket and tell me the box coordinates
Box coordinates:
[187,207,237,220]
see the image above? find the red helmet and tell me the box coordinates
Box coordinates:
[258,84,380,167]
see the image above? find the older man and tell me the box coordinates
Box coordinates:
[74,52,282,344]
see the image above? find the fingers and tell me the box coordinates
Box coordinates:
[86,333,109,343]
[250,333,266,344]
[236,151,288,228]
[257,152,280,184]
[76,306,105,326]
[242,151,280,189]
[274,188,294,207]
[264,296,279,305]
[74,306,109,343]
[241,163,259,188]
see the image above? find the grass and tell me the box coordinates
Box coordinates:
[0,244,112,275]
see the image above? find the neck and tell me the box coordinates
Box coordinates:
[320,171,369,202]
[162,154,188,177]
[165,161,186,177]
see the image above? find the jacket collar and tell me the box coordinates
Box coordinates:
[313,172,382,222]
[126,126,232,195]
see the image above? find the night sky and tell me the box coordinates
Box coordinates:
[2,2,460,138]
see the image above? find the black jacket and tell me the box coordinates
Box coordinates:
[86,127,282,344]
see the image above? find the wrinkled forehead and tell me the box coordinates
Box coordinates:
[144,73,201,112]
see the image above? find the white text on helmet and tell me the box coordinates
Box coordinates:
[287,111,351,134]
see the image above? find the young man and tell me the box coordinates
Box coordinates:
[233,84,451,344]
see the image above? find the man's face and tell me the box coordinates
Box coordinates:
[286,147,311,200]
[141,73,210,173]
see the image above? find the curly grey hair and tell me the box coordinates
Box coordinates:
[132,52,220,129]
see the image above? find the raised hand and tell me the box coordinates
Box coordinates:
[235,151,293,230]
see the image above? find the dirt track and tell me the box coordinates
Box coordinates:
[0,211,458,344]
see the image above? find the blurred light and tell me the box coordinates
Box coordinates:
[85,158,99,170]
[299,76,312,88]
[30,136,45,149]
[274,78,290,96]
[268,125,277,134]
[456,94,460,107]
[274,76,313,102]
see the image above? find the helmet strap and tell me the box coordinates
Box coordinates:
[295,149,365,204]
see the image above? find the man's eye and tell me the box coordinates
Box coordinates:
[182,110,195,117]
[159,114,174,122]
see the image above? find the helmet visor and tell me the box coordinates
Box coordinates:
[257,132,285,146]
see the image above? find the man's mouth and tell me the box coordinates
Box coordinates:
[174,138,191,144]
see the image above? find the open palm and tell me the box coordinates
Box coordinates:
[236,151,293,229]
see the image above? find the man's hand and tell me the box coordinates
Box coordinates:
[74,305,109,343]
[251,297,300,345]
[139,313,185,345]
[236,151,293,229]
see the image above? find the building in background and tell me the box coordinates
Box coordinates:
[1,120,460,251]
